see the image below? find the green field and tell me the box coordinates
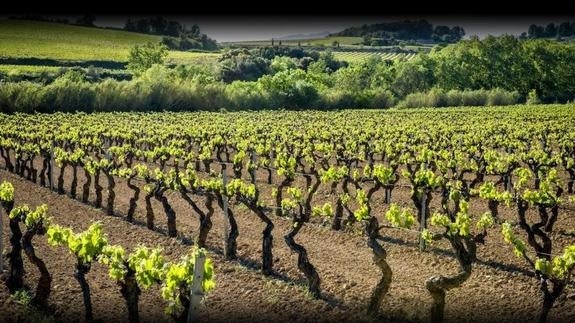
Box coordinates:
[333,51,417,63]
[167,50,220,65]
[0,20,220,65]
[0,64,61,73]
[225,36,363,47]
[290,36,363,46]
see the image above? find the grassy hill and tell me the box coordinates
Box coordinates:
[0,19,220,65]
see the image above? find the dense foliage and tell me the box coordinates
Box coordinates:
[1,35,573,112]
[336,19,465,43]
[124,16,218,51]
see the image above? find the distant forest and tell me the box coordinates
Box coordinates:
[334,20,465,44]
[524,21,575,39]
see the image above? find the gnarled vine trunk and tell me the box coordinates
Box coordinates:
[94,170,103,208]
[57,163,67,195]
[120,269,141,323]
[0,148,14,172]
[22,229,51,308]
[82,168,91,203]
[249,204,274,275]
[332,178,349,230]
[284,220,320,298]
[217,193,238,260]
[365,217,392,315]
[70,164,78,199]
[425,237,475,323]
[126,177,140,223]
[5,200,24,293]
[155,190,177,237]
[74,263,93,322]
[145,192,155,230]
[105,172,116,216]
[39,156,49,187]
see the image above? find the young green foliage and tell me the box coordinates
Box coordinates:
[0,181,15,202]
[161,247,215,316]
[385,203,415,228]
[47,222,108,264]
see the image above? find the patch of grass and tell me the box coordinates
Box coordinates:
[0,64,61,73]
[299,285,318,300]
[12,289,33,306]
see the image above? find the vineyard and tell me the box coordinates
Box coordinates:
[1,106,575,322]
[332,51,417,63]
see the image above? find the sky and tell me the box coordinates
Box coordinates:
[94,15,575,42]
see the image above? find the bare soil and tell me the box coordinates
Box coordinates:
[1,164,575,323]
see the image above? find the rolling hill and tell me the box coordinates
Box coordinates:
[0,19,220,66]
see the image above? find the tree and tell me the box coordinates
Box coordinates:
[125,19,136,32]
[450,26,465,42]
[558,22,573,37]
[432,25,452,42]
[216,49,271,82]
[149,16,168,35]
[544,23,557,38]
[166,21,182,37]
[76,14,95,27]
[127,42,168,76]
[362,34,372,45]
[135,19,150,34]
[528,24,545,38]
[188,24,201,38]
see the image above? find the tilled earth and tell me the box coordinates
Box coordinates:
[1,165,575,323]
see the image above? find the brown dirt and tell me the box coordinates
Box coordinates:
[1,163,575,323]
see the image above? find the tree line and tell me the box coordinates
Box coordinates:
[336,19,465,44]
[1,35,574,112]
[525,21,575,39]
[124,16,218,51]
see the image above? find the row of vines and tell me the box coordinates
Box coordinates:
[0,181,214,323]
[1,106,575,322]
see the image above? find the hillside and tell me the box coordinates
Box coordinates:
[0,19,219,65]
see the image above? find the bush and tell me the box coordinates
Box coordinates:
[487,88,520,106]
[526,89,542,105]
[398,88,519,109]
[217,49,271,82]
[127,42,168,76]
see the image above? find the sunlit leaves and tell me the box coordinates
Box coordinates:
[385,204,415,229]
[0,181,15,202]
[47,222,108,264]
[501,222,527,258]
[161,247,215,315]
